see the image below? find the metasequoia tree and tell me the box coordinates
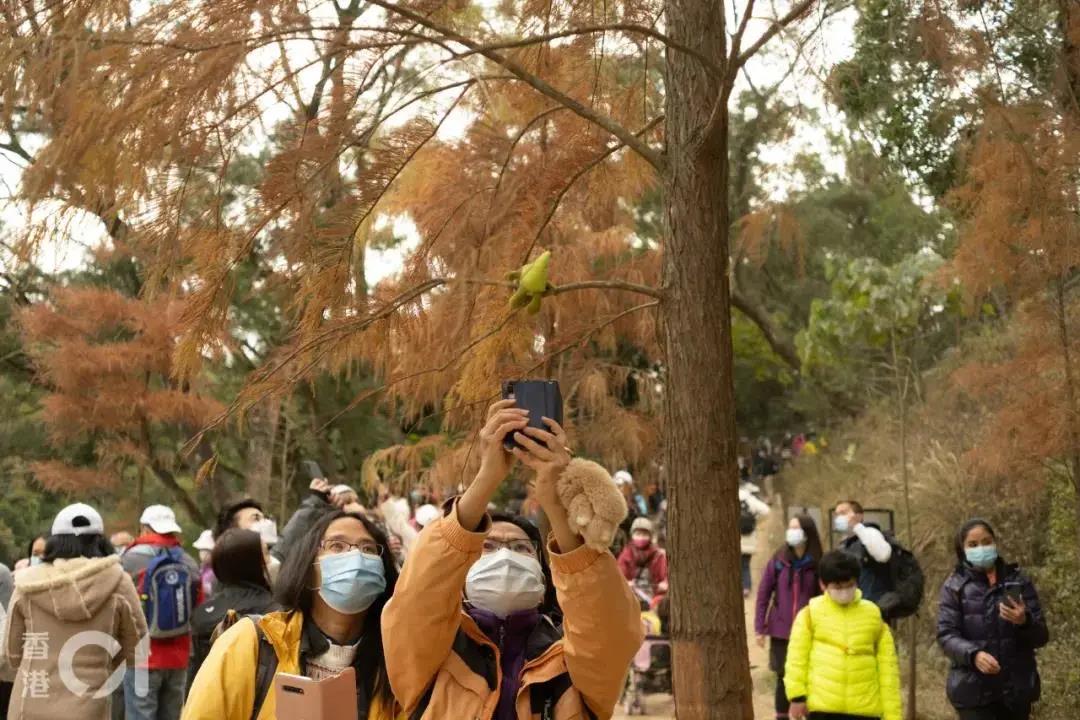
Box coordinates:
[0,0,827,714]
[19,287,221,526]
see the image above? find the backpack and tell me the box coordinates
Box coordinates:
[739,500,756,535]
[883,538,925,620]
[138,546,194,638]
[210,613,277,720]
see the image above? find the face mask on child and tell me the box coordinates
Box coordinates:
[632,533,652,549]
[827,586,857,606]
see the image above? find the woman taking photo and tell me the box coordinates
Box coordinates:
[383,399,643,720]
[5,503,146,720]
[183,510,399,720]
[754,514,823,720]
[937,519,1049,720]
[187,529,277,685]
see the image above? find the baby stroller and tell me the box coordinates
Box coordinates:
[622,588,672,716]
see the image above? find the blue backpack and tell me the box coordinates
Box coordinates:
[138,547,194,639]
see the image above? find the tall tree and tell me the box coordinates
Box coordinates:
[0,0,830,713]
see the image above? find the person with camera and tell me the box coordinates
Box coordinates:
[936,519,1049,720]
[382,399,643,720]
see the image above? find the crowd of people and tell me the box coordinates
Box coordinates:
[0,418,1053,720]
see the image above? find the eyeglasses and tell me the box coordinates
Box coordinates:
[482,539,538,557]
[319,540,384,556]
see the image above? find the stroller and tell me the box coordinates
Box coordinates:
[621,586,672,716]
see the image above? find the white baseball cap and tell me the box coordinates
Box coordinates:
[414,504,441,528]
[140,505,182,535]
[52,503,105,537]
[192,529,215,552]
[613,470,634,486]
[330,484,356,497]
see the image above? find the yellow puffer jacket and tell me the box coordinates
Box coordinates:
[181,610,400,720]
[785,591,902,720]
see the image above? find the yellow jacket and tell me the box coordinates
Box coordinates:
[181,610,399,720]
[785,591,902,720]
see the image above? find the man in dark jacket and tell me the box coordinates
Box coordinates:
[271,479,360,562]
[936,519,1049,719]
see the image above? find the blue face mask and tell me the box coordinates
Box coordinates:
[965,545,998,570]
[833,515,850,534]
[318,551,386,615]
[29,556,43,567]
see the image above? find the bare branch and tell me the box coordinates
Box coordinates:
[363,0,665,171]
[453,23,722,77]
[731,288,800,370]
[728,0,758,70]
[735,0,817,67]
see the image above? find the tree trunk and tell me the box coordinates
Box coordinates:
[663,0,753,715]
[1052,277,1080,552]
[245,397,281,503]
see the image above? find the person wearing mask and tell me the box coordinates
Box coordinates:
[5,503,147,720]
[193,530,216,599]
[121,504,201,720]
[755,515,824,720]
[212,498,266,539]
[617,517,669,604]
[15,534,48,572]
[182,509,399,720]
[273,479,361,563]
[739,481,770,598]
[188,529,277,686]
[785,551,901,720]
[936,519,1049,720]
[834,501,894,602]
[382,400,643,720]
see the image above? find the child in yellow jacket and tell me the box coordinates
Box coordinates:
[785,551,902,720]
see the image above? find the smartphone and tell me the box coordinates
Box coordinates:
[1003,581,1024,606]
[501,380,563,451]
[300,460,325,482]
[274,667,357,720]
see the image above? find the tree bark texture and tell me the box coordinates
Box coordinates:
[663,0,754,715]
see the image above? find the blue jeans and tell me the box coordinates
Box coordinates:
[124,668,185,720]
[741,553,753,592]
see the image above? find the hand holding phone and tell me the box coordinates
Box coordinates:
[501,380,563,451]
[999,582,1027,626]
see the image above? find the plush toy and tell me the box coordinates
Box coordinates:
[507,250,553,315]
[556,458,628,549]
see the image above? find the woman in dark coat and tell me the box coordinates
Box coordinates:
[936,519,1049,720]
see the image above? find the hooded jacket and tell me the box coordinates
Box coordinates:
[382,501,643,720]
[5,556,147,720]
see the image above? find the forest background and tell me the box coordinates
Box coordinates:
[0,0,1077,716]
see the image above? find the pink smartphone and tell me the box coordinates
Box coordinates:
[273,667,357,720]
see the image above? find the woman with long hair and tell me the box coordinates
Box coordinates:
[754,514,824,720]
[183,510,399,720]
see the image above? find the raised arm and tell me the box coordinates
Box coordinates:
[854,524,892,563]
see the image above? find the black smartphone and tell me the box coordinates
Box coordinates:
[501,380,563,451]
[300,460,325,482]
[1003,581,1024,606]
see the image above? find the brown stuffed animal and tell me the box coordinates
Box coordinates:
[556,458,628,549]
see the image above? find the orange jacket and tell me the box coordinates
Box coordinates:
[382,502,643,720]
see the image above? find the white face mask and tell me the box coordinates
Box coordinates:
[465,549,546,619]
[786,528,807,547]
[828,587,857,606]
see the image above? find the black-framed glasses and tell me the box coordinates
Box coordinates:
[482,539,538,557]
[319,539,384,556]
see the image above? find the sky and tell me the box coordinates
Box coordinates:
[0,0,857,281]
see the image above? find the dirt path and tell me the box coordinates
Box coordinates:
[615,492,783,719]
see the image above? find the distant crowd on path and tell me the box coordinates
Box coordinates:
[742,434,1050,720]
[0,421,1052,720]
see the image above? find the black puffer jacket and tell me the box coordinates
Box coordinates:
[936,560,1049,710]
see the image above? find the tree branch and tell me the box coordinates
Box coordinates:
[731,288,801,370]
[453,23,722,77]
[735,0,817,67]
[363,0,665,171]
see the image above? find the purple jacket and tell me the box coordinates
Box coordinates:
[467,606,541,720]
[754,551,819,639]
